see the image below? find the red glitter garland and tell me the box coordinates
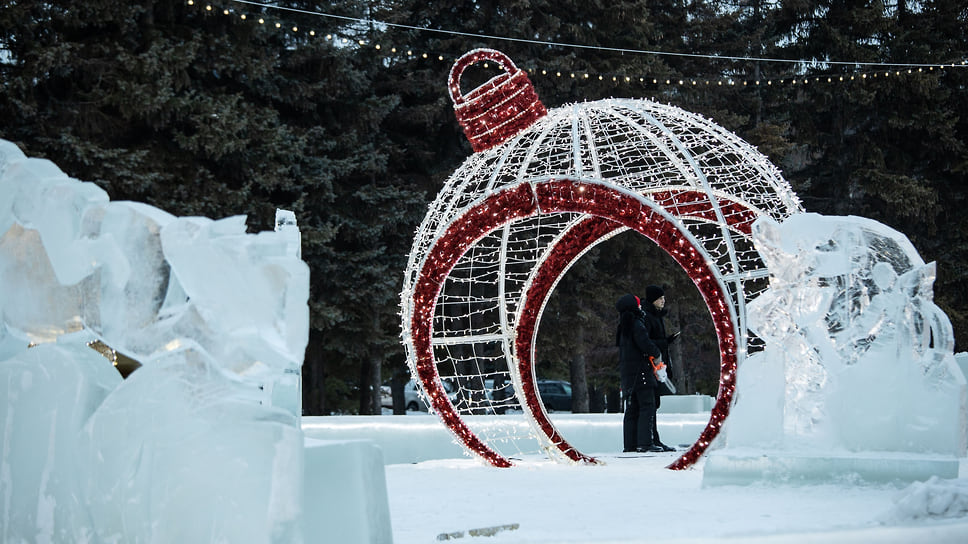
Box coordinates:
[410,48,772,468]
[411,183,538,468]
[411,179,757,468]
[649,190,758,235]
[521,181,744,470]
[515,216,621,465]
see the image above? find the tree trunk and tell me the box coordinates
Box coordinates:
[391,367,407,415]
[671,297,685,390]
[569,325,589,413]
[370,352,382,414]
[364,355,381,415]
[302,329,325,415]
[359,349,382,415]
[358,360,371,414]
[605,386,622,413]
[587,383,605,412]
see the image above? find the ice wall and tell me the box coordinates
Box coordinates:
[725,213,966,457]
[0,139,310,542]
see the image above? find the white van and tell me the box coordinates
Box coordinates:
[380,379,459,412]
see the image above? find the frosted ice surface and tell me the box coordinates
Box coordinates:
[77,344,303,543]
[729,213,966,456]
[0,334,123,543]
[0,137,308,404]
[158,215,309,379]
[0,138,309,542]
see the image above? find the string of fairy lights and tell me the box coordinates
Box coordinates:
[186,0,968,91]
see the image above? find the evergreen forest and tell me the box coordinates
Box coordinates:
[2,0,966,415]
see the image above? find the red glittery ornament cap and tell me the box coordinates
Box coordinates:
[448,49,548,152]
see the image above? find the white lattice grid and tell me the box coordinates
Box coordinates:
[401,98,804,460]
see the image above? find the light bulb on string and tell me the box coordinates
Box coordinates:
[198,2,967,89]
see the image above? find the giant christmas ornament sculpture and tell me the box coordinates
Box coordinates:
[400,49,803,468]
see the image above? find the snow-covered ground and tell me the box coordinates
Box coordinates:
[385,455,968,543]
[363,413,968,544]
[384,454,968,544]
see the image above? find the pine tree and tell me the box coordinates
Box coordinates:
[766,0,968,348]
[4,1,964,416]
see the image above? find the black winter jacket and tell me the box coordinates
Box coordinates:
[642,304,671,373]
[615,294,661,395]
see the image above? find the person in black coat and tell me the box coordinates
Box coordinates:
[642,285,678,451]
[615,293,664,453]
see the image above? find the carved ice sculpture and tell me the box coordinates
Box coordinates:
[0,138,309,542]
[729,212,966,457]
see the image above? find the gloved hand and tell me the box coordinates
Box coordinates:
[655,365,668,383]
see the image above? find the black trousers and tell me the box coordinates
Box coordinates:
[623,385,658,451]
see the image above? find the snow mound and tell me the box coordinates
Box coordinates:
[883,476,968,522]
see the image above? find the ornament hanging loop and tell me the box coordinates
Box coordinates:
[448,48,547,152]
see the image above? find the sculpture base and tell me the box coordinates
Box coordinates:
[702,448,961,487]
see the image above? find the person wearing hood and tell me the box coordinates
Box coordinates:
[615,293,664,453]
[641,285,678,451]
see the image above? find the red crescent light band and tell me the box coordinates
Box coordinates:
[411,179,752,468]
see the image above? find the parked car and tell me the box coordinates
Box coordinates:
[381,379,458,412]
[536,380,572,412]
[484,378,517,403]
